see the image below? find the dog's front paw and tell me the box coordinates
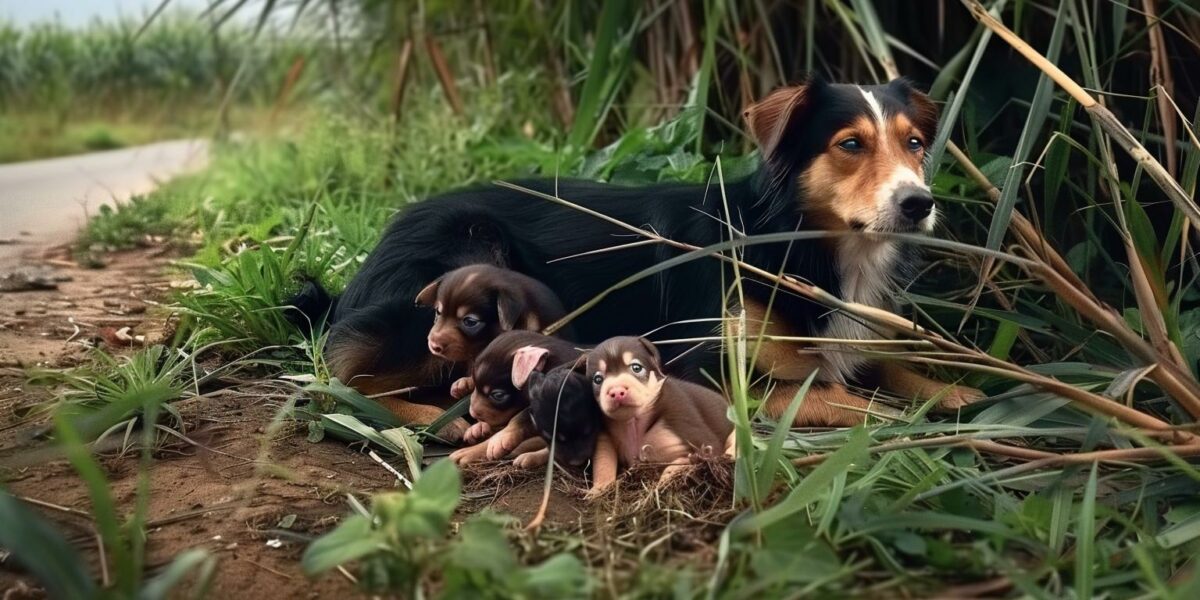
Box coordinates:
[486,427,524,461]
[449,442,488,466]
[435,418,470,443]
[513,448,549,470]
[937,385,985,411]
[462,421,492,444]
[584,482,612,501]
[450,376,474,400]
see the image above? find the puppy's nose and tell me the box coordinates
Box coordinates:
[428,339,444,355]
[898,189,934,222]
[607,385,628,402]
[469,406,480,420]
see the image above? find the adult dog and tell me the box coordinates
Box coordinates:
[291,77,982,429]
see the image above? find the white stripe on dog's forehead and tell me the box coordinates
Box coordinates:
[858,87,887,131]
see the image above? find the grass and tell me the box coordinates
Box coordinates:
[5,0,1200,597]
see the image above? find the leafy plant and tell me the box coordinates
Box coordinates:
[302,460,589,598]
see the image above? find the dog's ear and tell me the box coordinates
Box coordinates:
[415,277,441,307]
[512,346,551,389]
[496,290,529,331]
[637,338,662,371]
[744,76,824,161]
[887,78,939,146]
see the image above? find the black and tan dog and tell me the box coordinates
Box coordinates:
[587,337,733,495]
[448,331,582,464]
[291,77,983,429]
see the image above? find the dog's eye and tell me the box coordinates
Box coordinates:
[460,316,483,330]
[489,389,510,403]
[592,373,603,386]
[907,136,924,152]
[630,363,644,374]
[837,138,863,152]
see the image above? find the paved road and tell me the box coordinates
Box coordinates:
[0,139,208,263]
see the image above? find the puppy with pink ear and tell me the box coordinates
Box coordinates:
[448,331,582,465]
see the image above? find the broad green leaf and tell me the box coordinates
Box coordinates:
[0,490,97,599]
[301,515,380,575]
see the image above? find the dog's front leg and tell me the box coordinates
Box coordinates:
[877,361,984,411]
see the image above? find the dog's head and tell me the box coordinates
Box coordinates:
[415,264,558,363]
[587,336,665,421]
[469,331,581,429]
[745,77,940,234]
[523,358,601,468]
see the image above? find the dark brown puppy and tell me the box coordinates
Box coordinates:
[416,264,568,364]
[511,353,602,470]
[586,336,733,495]
[449,331,582,465]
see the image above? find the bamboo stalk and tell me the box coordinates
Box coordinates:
[388,39,414,122]
[425,35,465,117]
[960,0,1200,226]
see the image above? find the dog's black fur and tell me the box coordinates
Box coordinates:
[290,78,935,387]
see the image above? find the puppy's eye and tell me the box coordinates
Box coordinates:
[592,373,603,386]
[630,363,644,374]
[907,136,924,152]
[460,315,483,331]
[837,138,863,152]
[488,389,510,404]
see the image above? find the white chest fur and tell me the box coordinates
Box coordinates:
[817,237,898,383]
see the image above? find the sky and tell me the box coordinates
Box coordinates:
[1,0,242,27]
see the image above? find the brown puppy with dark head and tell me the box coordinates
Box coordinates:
[586,336,733,495]
[416,264,569,364]
[449,331,583,464]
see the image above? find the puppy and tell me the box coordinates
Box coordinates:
[511,353,602,470]
[448,331,582,465]
[416,264,569,364]
[586,336,733,495]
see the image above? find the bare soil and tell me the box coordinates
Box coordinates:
[0,241,735,598]
[1,242,710,598]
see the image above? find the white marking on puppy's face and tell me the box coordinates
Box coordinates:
[859,87,887,132]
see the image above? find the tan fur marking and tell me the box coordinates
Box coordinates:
[622,351,634,366]
[799,114,928,232]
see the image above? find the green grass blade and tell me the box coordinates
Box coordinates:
[0,491,98,598]
[984,0,1066,253]
[733,427,871,535]
[755,371,817,498]
[1075,463,1098,599]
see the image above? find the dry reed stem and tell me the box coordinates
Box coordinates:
[792,433,1200,468]
[425,35,465,117]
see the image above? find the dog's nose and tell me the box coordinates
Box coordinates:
[428,339,444,355]
[468,406,480,420]
[607,385,628,402]
[898,190,934,222]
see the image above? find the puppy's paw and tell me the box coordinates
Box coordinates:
[462,421,492,445]
[450,376,475,400]
[584,482,612,501]
[486,428,523,461]
[937,385,986,411]
[513,448,549,470]
[449,442,488,466]
[435,418,470,443]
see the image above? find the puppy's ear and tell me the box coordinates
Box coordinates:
[512,346,551,389]
[743,76,824,161]
[496,291,529,331]
[887,78,939,145]
[415,278,441,307]
[637,338,662,370]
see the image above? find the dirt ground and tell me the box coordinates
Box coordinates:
[0,242,609,597]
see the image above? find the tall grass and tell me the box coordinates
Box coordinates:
[14,0,1200,596]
